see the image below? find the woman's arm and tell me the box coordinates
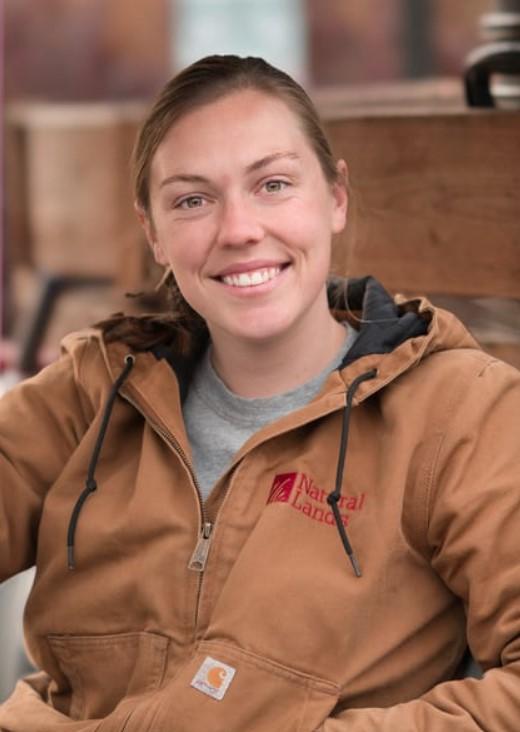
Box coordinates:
[318,358,520,731]
[0,338,93,581]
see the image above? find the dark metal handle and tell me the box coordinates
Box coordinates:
[464,40,520,106]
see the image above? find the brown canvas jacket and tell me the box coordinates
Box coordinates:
[1,278,520,731]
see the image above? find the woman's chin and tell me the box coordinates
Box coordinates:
[208,311,296,348]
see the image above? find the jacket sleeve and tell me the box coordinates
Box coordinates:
[318,357,520,732]
[0,339,93,581]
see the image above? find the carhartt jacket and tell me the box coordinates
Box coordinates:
[1,277,520,731]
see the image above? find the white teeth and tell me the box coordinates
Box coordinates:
[222,266,281,288]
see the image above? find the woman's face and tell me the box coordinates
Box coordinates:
[141,89,347,347]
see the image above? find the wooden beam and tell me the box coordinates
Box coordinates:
[322,86,520,298]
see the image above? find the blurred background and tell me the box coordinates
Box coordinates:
[1,0,492,375]
[2,0,519,702]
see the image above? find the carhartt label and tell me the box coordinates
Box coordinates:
[190,656,236,701]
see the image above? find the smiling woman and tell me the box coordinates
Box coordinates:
[1,55,520,732]
[137,87,347,395]
[128,55,348,397]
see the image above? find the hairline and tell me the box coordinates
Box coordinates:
[135,64,339,214]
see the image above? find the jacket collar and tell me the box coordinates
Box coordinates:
[329,276,479,404]
[97,276,480,407]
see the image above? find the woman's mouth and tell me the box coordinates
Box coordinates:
[219,265,287,288]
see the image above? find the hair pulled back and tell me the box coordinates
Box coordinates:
[133,54,338,214]
[101,55,340,354]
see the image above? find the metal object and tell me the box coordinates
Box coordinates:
[402,0,434,79]
[18,274,111,374]
[465,0,520,108]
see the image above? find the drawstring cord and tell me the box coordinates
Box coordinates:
[327,369,377,578]
[66,357,373,572]
[67,355,135,570]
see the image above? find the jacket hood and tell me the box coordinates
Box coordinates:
[326,276,480,402]
[331,275,478,360]
[329,275,430,366]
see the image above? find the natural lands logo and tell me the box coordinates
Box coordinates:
[267,472,366,527]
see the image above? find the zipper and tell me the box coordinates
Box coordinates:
[119,381,345,631]
[188,521,213,571]
[120,390,212,625]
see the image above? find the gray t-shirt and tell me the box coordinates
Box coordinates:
[183,325,357,501]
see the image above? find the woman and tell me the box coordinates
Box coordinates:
[1,55,519,732]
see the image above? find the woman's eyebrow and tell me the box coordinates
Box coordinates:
[159,173,209,189]
[245,151,300,174]
[159,152,300,189]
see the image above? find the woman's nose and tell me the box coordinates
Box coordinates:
[216,196,264,248]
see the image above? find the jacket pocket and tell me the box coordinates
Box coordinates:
[47,631,168,720]
[124,640,339,732]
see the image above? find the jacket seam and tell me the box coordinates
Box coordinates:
[198,640,339,693]
[424,362,487,541]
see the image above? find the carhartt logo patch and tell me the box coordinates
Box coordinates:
[191,656,236,700]
[267,472,366,528]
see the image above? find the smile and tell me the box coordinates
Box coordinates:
[220,266,283,288]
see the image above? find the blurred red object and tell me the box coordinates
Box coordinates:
[0,339,19,374]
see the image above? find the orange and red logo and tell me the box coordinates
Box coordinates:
[191,656,236,701]
[267,472,366,528]
[206,665,228,689]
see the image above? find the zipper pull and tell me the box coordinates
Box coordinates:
[188,522,213,572]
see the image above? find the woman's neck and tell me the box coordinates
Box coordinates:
[209,312,347,399]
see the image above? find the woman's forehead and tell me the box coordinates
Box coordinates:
[152,89,312,176]
[171,90,303,143]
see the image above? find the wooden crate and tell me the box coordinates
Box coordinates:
[6,102,147,280]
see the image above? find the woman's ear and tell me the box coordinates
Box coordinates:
[134,201,168,266]
[331,159,348,235]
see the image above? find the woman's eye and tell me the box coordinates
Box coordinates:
[263,179,288,194]
[177,195,206,210]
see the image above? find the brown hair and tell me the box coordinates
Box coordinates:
[134,54,339,214]
[102,55,340,354]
